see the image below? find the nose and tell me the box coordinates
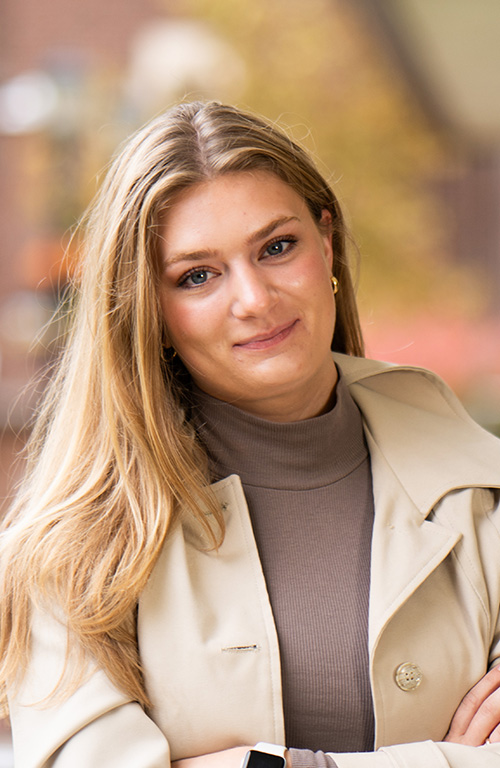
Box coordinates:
[230,265,278,319]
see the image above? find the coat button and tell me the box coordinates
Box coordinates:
[395,662,423,691]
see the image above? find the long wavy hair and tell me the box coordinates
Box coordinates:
[0,101,364,714]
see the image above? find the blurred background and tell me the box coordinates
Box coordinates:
[3,0,500,503]
[2,0,500,502]
[0,0,499,760]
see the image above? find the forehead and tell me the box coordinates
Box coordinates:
[160,171,311,249]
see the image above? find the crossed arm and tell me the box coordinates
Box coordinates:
[443,665,500,745]
[173,667,500,768]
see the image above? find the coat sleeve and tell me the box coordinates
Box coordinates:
[327,741,500,767]
[9,607,172,768]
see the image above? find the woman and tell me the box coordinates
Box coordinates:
[1,101,500,768]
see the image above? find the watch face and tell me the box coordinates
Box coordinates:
[243,751,286,768]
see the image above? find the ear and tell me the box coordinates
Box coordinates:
[319,209,334,270]
[319,208,333,229]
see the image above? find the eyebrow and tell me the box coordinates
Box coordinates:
[247,215,300,245]
[163,215,300,266]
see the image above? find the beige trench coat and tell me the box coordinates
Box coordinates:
[10,355,500,768]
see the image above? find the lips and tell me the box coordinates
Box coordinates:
[234,319,298,350]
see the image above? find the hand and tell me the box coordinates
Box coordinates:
[444,666,500,745]
[173,746,250,767]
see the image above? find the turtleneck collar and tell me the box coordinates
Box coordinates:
[190,369,368,490]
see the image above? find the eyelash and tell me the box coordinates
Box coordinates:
[263,236,298,257]
[177,267,217,289]
[176,236,299,289]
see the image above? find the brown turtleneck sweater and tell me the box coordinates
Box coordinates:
[191,371,375,767]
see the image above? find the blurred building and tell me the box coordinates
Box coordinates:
[350,0,500,433]
[354,0,500,287]
[0,0,160,512]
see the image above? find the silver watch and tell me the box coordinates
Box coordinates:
[241,742,287,768]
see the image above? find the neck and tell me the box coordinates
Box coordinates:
[190,366,367,488]
[196,360,339,423]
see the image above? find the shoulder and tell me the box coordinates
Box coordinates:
[335,353,468,410]
[334,352,488,426]
[333,353,500,508]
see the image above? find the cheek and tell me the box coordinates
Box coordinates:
[286,253,327,289]
[160,293,191,348]
[160,294,221,354]
[295,252,333,297]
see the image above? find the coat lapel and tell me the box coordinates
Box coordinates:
[338,354,500,648]
[365,434,461,653]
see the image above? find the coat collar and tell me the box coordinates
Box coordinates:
[334,353,500,518]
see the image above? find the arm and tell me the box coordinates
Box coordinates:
[173,748,298,768]
[169,669,500,768]
[168,661,500,768]
[172,748,256,767]
[167,659,500,767]
[9,606,172,768]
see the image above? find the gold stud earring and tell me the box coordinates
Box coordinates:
[162,346,177,360]
[330,275,339,294]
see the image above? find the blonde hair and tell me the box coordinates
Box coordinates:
[0,101,364,713]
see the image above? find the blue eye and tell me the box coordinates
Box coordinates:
[179,268,214,288]
[189,270,209,285]
[264,238,296,257]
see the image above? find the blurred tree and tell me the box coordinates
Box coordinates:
[162,0,483,321]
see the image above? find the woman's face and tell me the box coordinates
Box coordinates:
[159,171,338,422]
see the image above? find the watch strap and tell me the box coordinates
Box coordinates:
[254,743,287,758]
